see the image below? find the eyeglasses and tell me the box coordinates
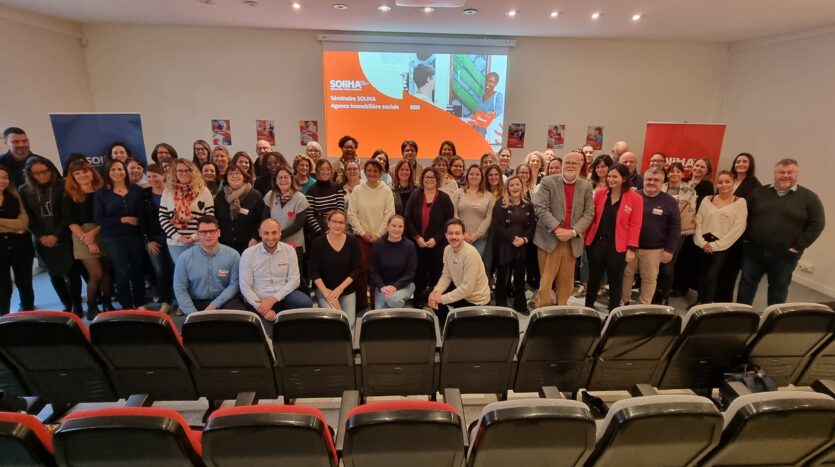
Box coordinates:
[197,229,219,235]
[328,219,346,225]
[562,161,580,166]
[176,169,191,174]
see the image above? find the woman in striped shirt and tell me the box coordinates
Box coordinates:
[305,159,345,240]
[159,159,215,262]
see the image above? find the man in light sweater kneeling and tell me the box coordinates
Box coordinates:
[428,218,492,326]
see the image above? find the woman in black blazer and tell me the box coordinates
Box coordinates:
[404,167,454,308]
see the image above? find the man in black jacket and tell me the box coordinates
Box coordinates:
[737,158,825,305]
[1,127,41,188]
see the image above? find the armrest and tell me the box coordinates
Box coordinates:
[335,389,360,454]
[629,384,659,397]
[434,315,442,350]
[125,394,152,407]
[811,379,835,398]
[539,386,565,399]
[234,391,256,406]
[721,381,753,399]
[443,387,469,448]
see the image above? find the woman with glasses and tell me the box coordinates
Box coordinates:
[333,135,359,185]
[309,210,362,328]
[293,154,316,194]
[191,140,211,168]
[405,167,454,308]
[266,166,309,260]
[64,159,113,315]
[159,159,215,262]
[94,159,147,310]
[215,165,265,254]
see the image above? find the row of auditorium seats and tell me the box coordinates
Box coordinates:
[0,302,834,412]
[3,387,835,466]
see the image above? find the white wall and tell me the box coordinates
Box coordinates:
[506,37,729,158]
[80,24,729,166]
[719,28,835,296]
[0,5,93,165]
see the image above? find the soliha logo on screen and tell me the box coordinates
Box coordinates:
[330,79,368,91]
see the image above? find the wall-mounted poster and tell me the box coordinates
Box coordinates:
[585,125,604,150]
[507,123,526,149]
[211,119,232,145]
[300,120,319,145]
[256,120,275,145]
[547,124,565,149]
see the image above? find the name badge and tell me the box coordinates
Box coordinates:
[217,269,230,277]
[239,208,250,215]
[624,206,633,213]
[278,262,288,267]
[652,208,664,215]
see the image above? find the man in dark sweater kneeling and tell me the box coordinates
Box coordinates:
[737,158,825,305]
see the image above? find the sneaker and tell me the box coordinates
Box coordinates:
[573,284,586,298]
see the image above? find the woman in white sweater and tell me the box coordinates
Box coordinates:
[347,158,395,310]
[693,170,747,304]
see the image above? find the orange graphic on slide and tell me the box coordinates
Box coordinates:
[324,52,494,159]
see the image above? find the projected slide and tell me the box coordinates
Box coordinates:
[323,51,508,159]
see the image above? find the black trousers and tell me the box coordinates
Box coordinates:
[0,233,35,314]
[496,256,526,312]
[714,241,742,302]
[413,245,443,307]
[585,239,627,311]
[698,249,732,304]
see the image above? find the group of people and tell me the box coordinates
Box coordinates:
[0,126,826,325]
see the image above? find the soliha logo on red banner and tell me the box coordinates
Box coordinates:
[330,80,367,91]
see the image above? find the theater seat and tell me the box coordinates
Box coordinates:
[0,351,28,398]
[439,306,518,396]
[745,302,835,386]
[273,308,356,399]
[182,310,278,401]
[513,306,603,394]
[54,407,202,466]
[90,310,198,401]
[792,304,835,386]
[466,399,594,467]
[203,404,337,467]
[587,394,722,467]
[0,411,56,466]
[657,303,759,391]
[357,309,438,398]
[587,305,680,391]
[0,311,115,406]
[701,391,835,466]
[342,400,464,467]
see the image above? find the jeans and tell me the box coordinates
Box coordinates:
[698,248,731,304]
[274,289,314,311]
[167,243,194,264]
[103,235,147,309]
[147,234,174,304]
[315,290,356,330]
[737,242,800,306]
[496,257,526,312]
[655,236,686,303]
[374,283,416,309]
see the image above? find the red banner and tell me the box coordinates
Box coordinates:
[641,122,726,180]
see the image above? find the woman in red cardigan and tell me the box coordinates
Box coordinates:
[583,164,643,311]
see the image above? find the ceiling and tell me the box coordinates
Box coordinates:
[3,0,835,42]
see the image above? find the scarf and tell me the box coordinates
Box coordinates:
[172,182,198,230]
[223,183,251,220]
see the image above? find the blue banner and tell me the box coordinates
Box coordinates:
[49,113,147,170]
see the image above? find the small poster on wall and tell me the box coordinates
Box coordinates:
[585,125,604,150]
[547,124,565,149]
[299,120,319,145]
[507,123,526,149]
[211,119,232,145]
[256,120,275,145]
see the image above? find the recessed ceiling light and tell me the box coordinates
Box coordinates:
[378,4,392,11]
[423,6,434,13]
[506,9,518,17]
[291,1,301,9]
[632,13,642,21]
[462,8,477,15]
[550,11,559,18]
[198,0,216,4]
[333,3,348,9]
[591,12,601,19]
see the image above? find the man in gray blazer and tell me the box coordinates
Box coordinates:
[533,151,596,307]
